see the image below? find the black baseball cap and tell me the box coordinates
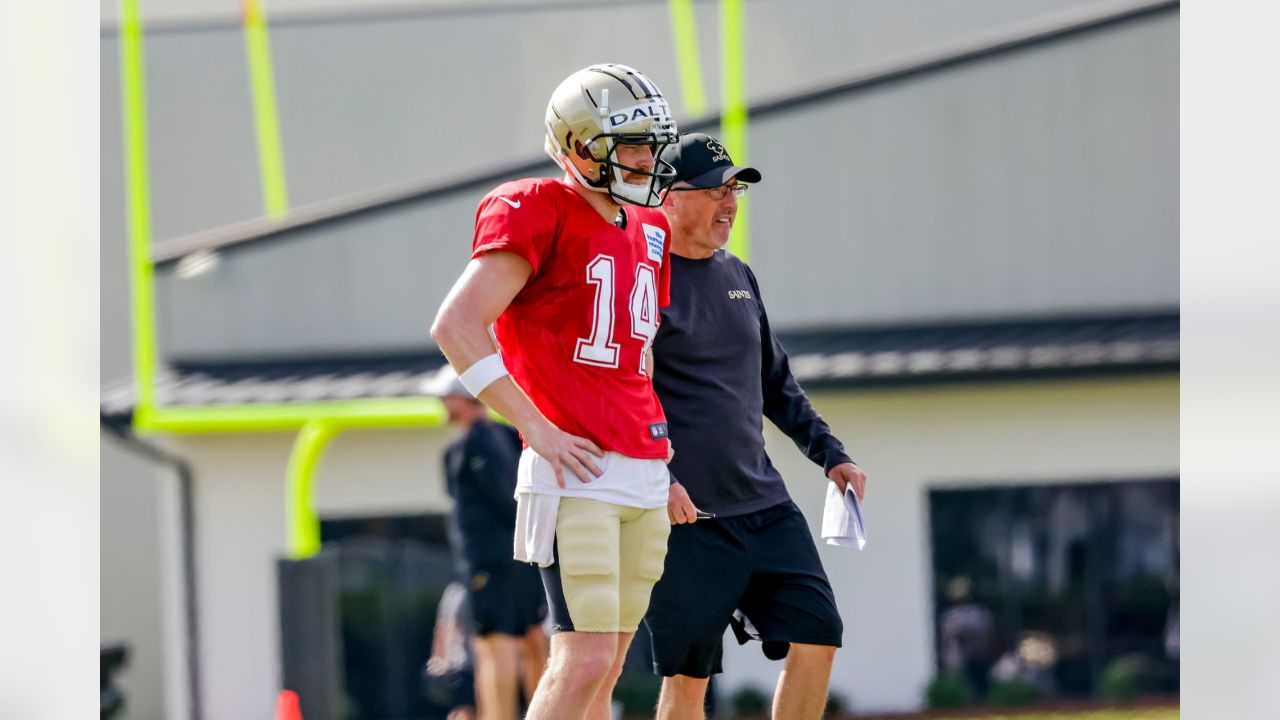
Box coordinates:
[659,132,762,188]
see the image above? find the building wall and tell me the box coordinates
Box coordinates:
[149,8,1178,360]
[168,427,454,720]
[102,0,1099,253]
[99,1,1170,365]
[100,440,171,720]
[749,10,1178,329]
[169,374,1176,717]
[743,374,1178,711]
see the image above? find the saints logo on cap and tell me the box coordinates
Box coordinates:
[706,138,729,163]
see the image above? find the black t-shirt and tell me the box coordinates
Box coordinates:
[653,251,852,517]
[442,419,523,571]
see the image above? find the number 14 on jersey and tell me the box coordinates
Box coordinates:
[573,254,659,375]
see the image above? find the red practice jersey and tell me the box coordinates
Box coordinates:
[471,177,672,459]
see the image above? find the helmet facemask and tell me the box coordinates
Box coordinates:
[546,85,679,208]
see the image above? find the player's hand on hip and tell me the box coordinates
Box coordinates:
[524,422,604,488]
[667,483,701,525]
[828,462,867,502]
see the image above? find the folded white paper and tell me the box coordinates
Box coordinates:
[821,482,866,550]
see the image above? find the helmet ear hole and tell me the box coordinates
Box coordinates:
[568,138,608,185]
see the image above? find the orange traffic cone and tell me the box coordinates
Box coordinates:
[275,689,303,720]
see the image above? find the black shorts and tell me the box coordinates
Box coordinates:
[644,501,842,678]
[424,665,475,710]
[465,560,548,637]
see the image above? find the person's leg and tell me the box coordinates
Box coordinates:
[732,503,843,720]
[466,566,526,720]
[584,631,634,720]
[574,503,665,720]
[526,631,618,720]
[528,498,625,720]
[657,674,710,720]
[576,505,666,719]
[772,642,836,720]
[519,624,549,701]
[617,505,670,632]
[646,512,750,719]
[511,560,550,702]
[471,633,521,720]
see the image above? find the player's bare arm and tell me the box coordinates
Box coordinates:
[431,251,604,487]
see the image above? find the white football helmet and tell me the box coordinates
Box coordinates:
[544,64,679,207]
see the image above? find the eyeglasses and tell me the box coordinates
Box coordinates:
[669,183,749,201]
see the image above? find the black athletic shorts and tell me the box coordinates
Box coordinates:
[644,500,842,678]
[423,664,475,710]
[464,559,548,637]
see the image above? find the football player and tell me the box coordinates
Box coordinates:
[431,64,679,720]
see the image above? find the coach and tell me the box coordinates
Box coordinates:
[644,133,868,720]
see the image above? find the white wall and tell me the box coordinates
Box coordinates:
[169,425,454,720]
[167,374,1175,717]
[100,440,173,720]
[716,374,1179,712]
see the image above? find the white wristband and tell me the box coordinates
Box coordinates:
[459,353,509,397]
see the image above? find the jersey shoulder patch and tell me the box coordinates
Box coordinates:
[641,223,666,263]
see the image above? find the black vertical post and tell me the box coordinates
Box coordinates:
[1084,488,1111,690]
[278,553,345,720]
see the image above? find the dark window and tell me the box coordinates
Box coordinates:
[321,513,456,719]
[929,479,1179,699]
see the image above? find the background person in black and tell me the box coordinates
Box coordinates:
[643,133,869,720]
[424,368,550,720]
